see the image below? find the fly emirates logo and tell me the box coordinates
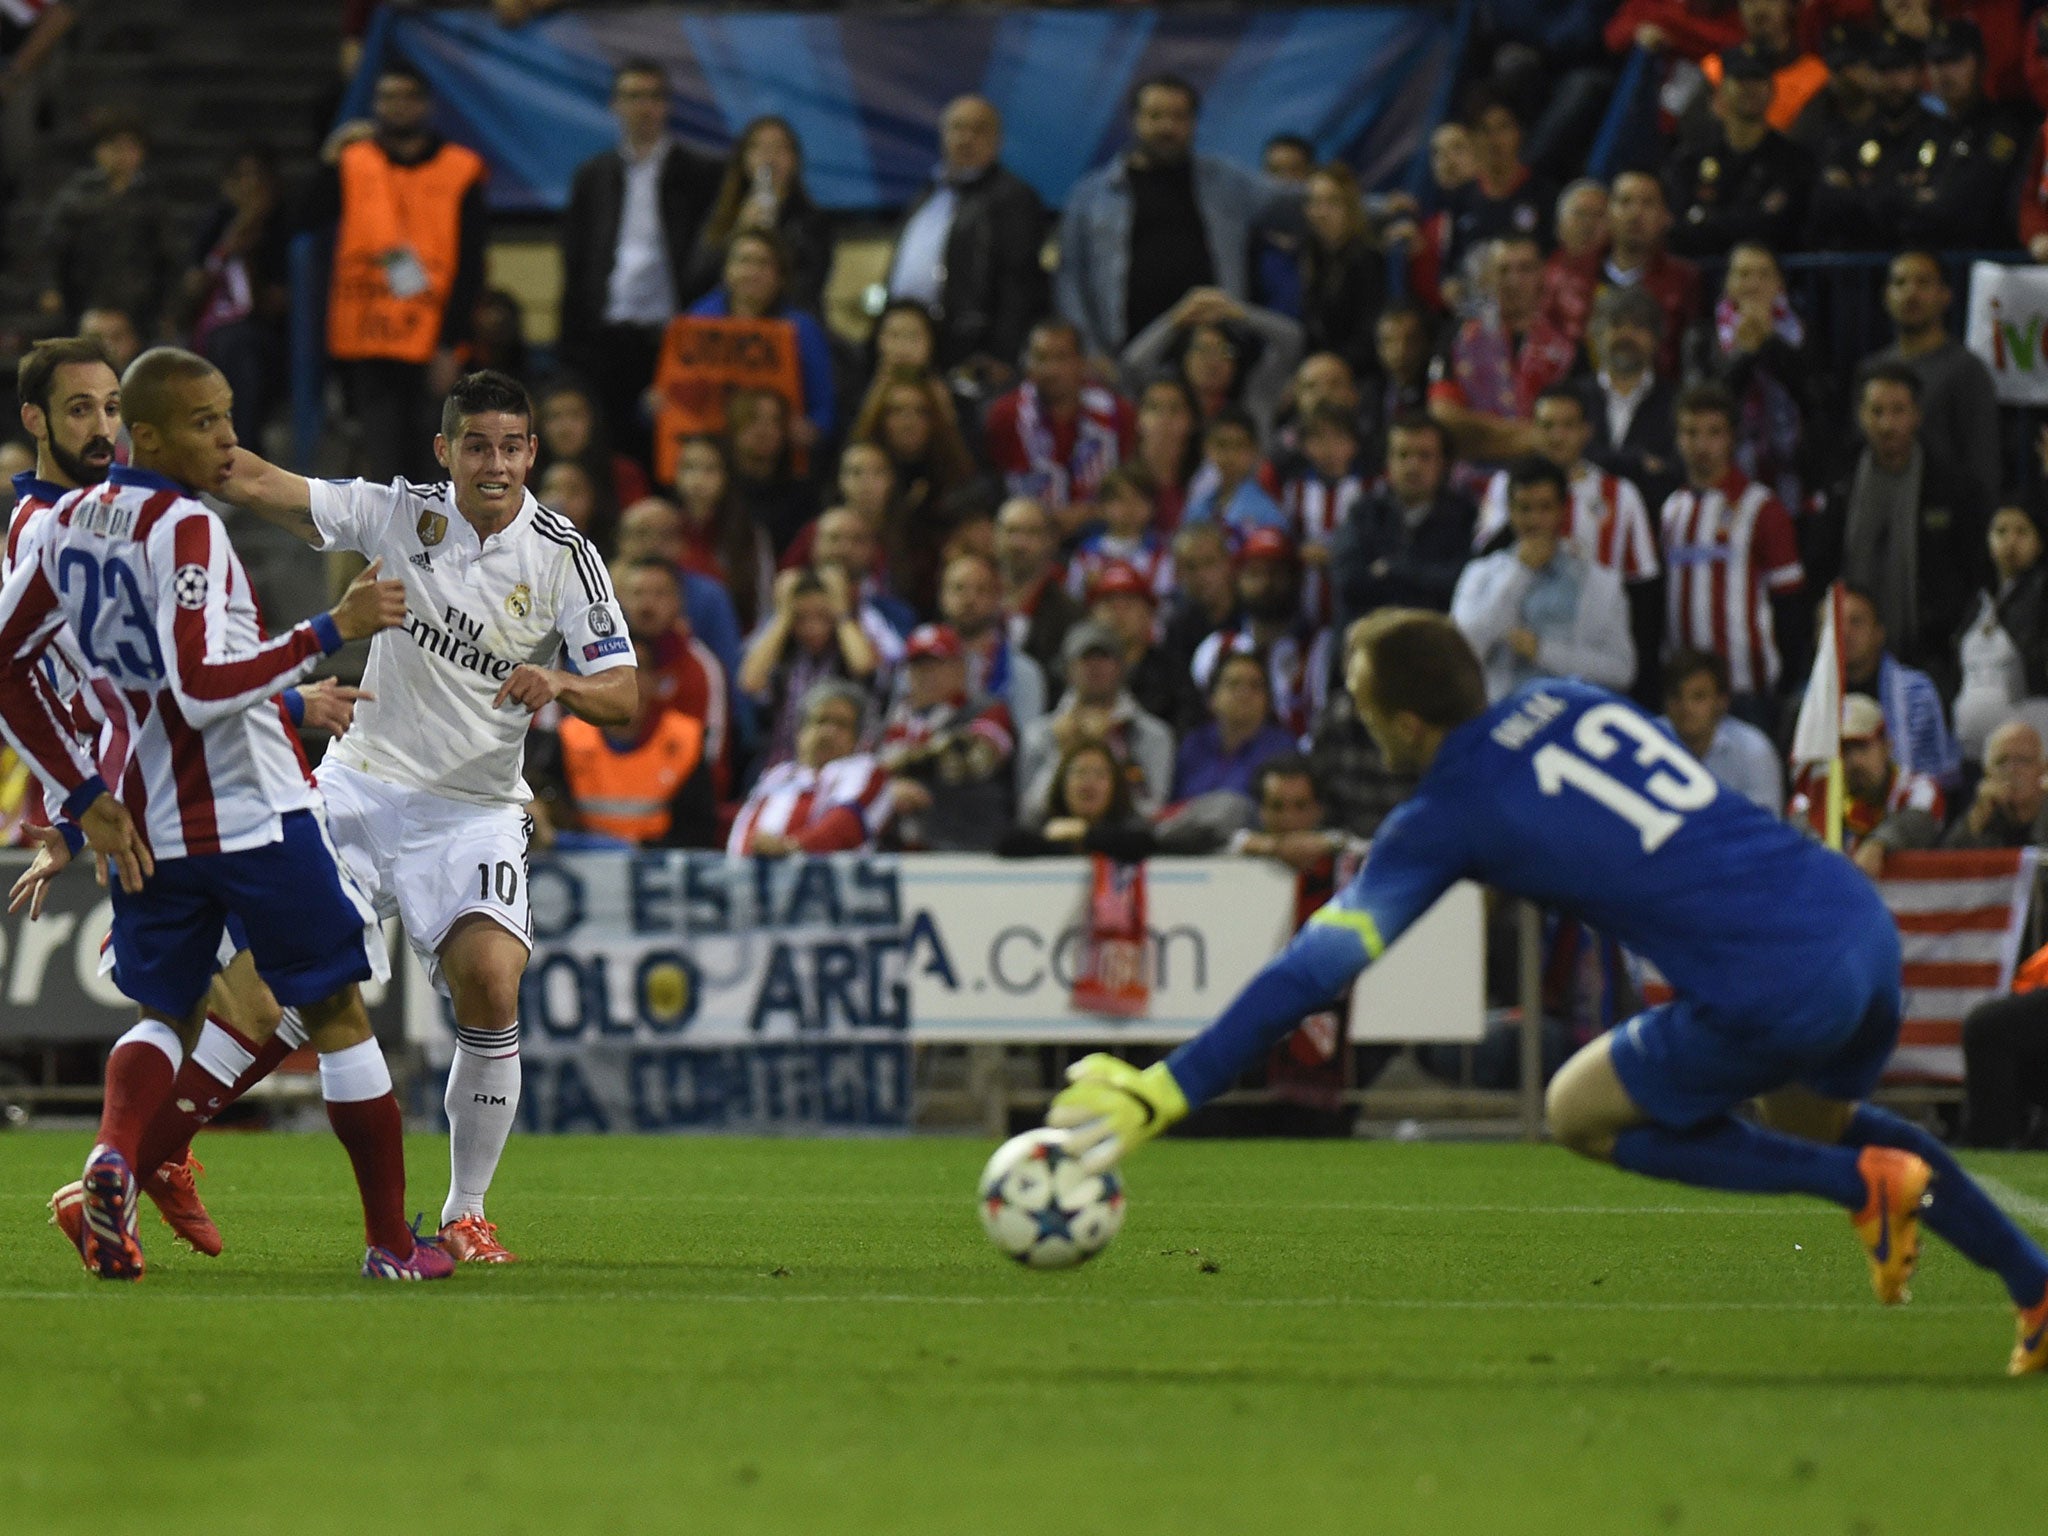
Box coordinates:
[403,603,519,680]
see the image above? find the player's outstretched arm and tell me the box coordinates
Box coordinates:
[218,448,319,545]
[1049,917,1377,1176]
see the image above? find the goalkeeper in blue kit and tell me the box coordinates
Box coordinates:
[1050,610,2048,1374]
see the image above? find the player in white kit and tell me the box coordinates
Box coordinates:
[220,370,635,1261]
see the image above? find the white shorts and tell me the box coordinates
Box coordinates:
[315,759,533,996]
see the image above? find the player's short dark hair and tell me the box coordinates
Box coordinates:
[1131,73,1200,116]
[612,56,668,91]
[1347,609,1487,730]
[1533,384,1587,420]
[440,369,535,443]
[1857,361,1922,404]
[1385,410,1449,456]
[1663,647,1731,699]
[17,336,115,417]
[1676,381,1739,428]
[1506,455,1569,503]
[119,347,222,432]
[1252,753,1318,806]
[1205,404,1258,443]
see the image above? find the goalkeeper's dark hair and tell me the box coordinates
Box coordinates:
[440,370,535,444]
[1345,609,1487,730]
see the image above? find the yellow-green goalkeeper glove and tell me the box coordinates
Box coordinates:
[1045,1054,1190,1176]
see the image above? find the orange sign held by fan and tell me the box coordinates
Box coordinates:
[650,314,804,482]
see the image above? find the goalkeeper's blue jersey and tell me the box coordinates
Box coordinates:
[1322,679,1886,1020]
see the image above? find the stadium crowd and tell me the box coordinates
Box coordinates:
[21,1,2048,1129]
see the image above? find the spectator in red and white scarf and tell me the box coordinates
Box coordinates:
[727,679,890,856]
[983,319,1135,535]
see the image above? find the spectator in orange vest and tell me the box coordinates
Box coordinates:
[529,639,715,849]
[1699,0,1832,132]
[312,62,489,483]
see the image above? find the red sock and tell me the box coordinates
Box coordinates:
[98,1040,180,1167]
[137,1028,302,1172]
[326,1093,412,1255]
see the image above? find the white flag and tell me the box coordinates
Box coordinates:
[1789,581,1844,771]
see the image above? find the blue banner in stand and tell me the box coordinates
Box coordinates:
[346,5,1456,212]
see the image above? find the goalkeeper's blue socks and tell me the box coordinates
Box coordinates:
[1842,1105,2048,1307]
[1611,1116,1867,1207]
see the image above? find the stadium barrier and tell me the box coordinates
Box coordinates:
[396,852,1489,1135]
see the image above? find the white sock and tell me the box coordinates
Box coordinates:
[442,1024,520,1226]
[190,1020,255,1091]
[116,1019,184,1071]
[317,1037,393,1103]
[274,1007,308,1050]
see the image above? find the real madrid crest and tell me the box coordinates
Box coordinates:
[417,508,447,547]
[506,582,532,619]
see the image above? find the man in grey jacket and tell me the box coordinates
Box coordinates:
[1055,74,1301,365]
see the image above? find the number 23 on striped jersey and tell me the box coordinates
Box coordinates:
[1532,703,1717,852]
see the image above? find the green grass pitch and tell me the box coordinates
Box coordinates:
[4,1130,2048,1536]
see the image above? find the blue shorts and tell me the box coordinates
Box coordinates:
[109,809,382,1016]
[1608,923,1903,1129]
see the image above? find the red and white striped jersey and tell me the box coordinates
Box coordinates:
[726,751,890,856]
[0,466,341,859]
[3,471,98,833]
[1476,463,1661,582]
[1660,471,1804,695]
[1282,471,1365,626]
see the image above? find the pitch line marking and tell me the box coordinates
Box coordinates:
[0,1288,2009,1315]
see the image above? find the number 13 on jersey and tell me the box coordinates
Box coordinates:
[1532,703,1718,853]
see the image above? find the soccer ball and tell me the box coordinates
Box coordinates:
[977,1128,1125,1269]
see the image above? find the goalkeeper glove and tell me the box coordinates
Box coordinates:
[1045,1053,1190,1176]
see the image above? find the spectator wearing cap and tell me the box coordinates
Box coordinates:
[1791,24,1881,160]
[1539,171,1699,376]
[1658,647,1783,813]
[1173,649,1298,801]
[1808,28,1947,249]
[1427,234,1577,466]
[1810,364,1986,675]
[1066,465,1174,606]
[1922,18,2030,250]
[1836,580,1964,789]
[1698,0,1831,133]
[1016,620,1177,820]
[1864,250,2002,513]
[884,95,1048,386]
[1788,693,1945,877]
[1665,37,1815,257]
[876,624,1017,852]
[1575,286,1683,510]
[1055,74,1303,364]
[938,549,1047,738]
[1327,412,1477,641]
[1952,504,2048,759]
[1190,528,1331,739]
[1452,456,1635,703]
[1087,559,1197,733]
[727,679,894,857]
[1182,406,1288,534]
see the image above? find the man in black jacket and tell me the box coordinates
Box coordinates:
[1810,362,1986,678]
[558,58,722,458]
[884,95,1048,388]
[1327,412,1476,647]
